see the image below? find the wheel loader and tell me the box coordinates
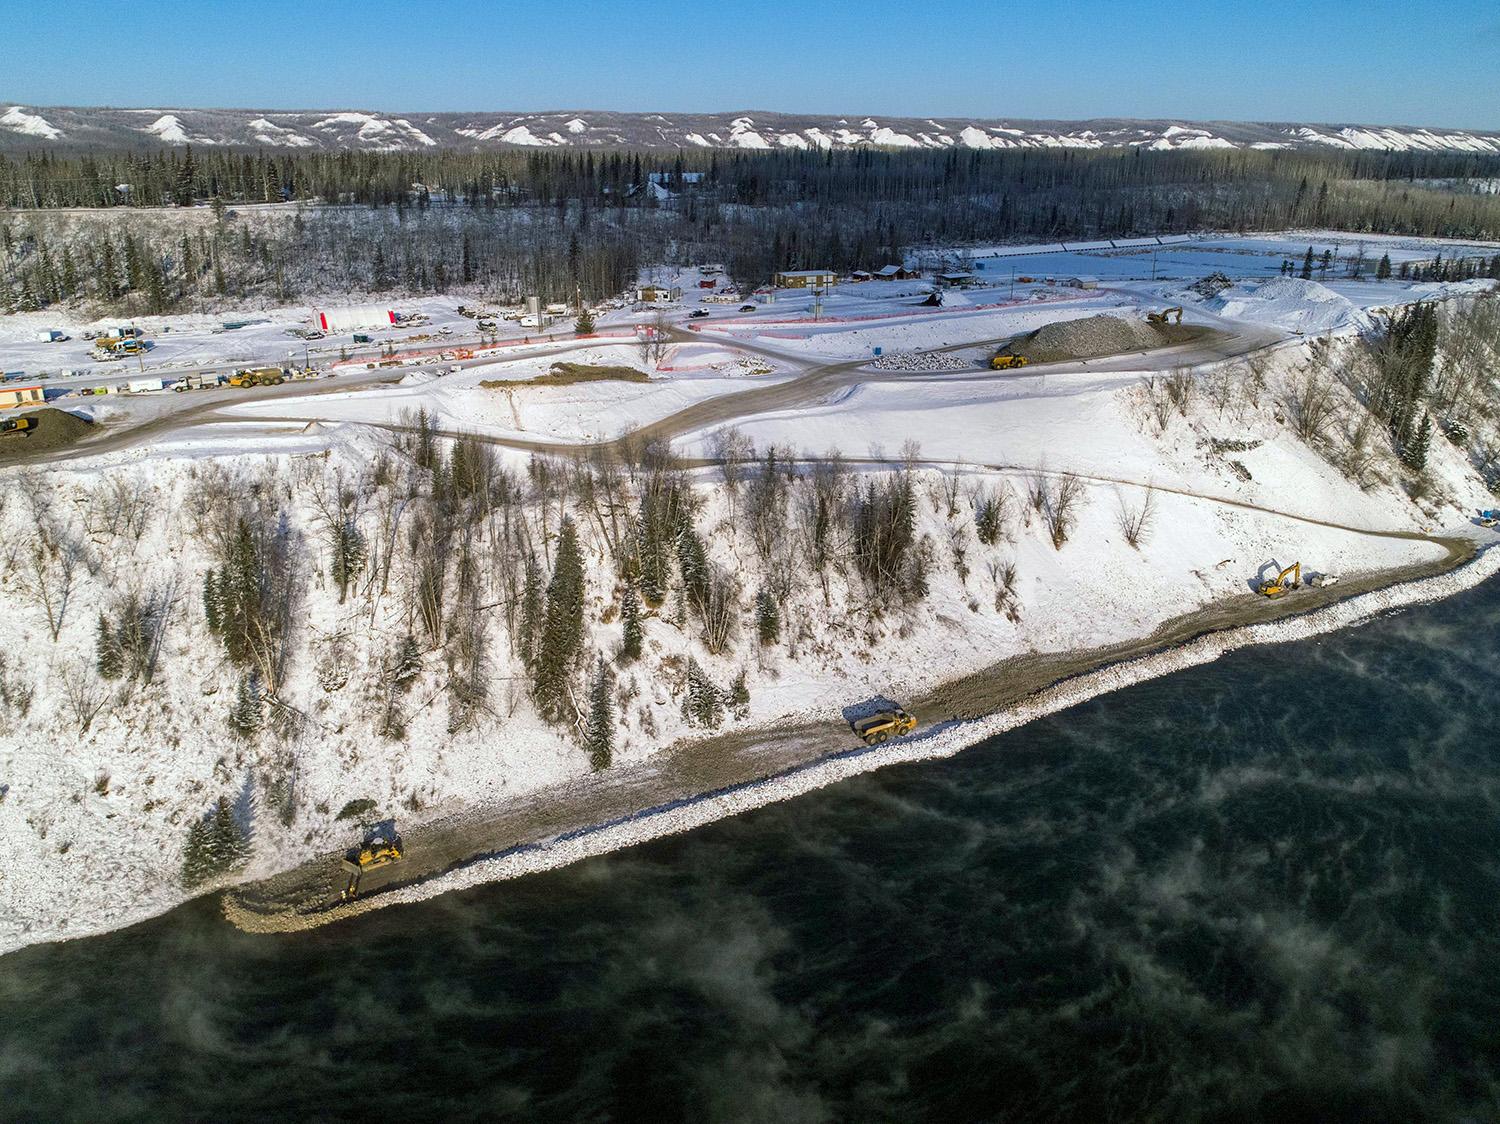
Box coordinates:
[1258,562,1300,598]
[991,353,1030,370]
[853,707,917,745]
[339,829,404,902]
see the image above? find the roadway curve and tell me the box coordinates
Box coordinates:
[85,320,1281,469]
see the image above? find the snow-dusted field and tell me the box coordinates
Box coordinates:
[1,232,1497,956]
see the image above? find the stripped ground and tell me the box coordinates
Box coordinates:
[223,530,1476,934]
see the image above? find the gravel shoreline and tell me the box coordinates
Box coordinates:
[272,538,1499,930]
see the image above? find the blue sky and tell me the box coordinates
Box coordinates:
[9,0,1500,128]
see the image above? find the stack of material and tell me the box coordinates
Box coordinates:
[1012,315,1167,362]
[869,350,969,372]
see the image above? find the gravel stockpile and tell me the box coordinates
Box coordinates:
[0,408,93,457]
[869,350,969,372]
[1012,314,1168,362]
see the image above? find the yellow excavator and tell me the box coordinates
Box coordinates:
[853,707,918,745]
[1258,562,1301,598]
[991,353,1030,370]
[1,416,37,437]
[1145,306,1184,326]
[339,829,404,902]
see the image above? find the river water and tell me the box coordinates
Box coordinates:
[3,580,1499,1123]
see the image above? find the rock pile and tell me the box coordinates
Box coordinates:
[1013,315,1167,362]
[869,350,969,372]
[1189,271,1234,298]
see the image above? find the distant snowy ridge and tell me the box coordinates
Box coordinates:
[1,104,1498,155]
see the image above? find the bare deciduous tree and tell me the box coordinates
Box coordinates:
[60,661,108,733]
[1284,365,1341,443]
[1041,474,1087,549]
[1117,485,1159,549]
[19,536,82,642]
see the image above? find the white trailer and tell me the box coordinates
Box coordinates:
[128,378,165,394]
[311,306,397,334]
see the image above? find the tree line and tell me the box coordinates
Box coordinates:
[6,145,1500,315]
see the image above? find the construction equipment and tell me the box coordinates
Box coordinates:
[1145,306,1184,326]
[991,353,1030,370]
[853,707,917,745]
[1258,562,1301,598]
[91,336,143,361]
[339,828,404,902]
[1478,509,1500,528]
[227,366,285,388]
[0,416,37,437]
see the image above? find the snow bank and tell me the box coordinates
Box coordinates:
[1200,277,1372,334]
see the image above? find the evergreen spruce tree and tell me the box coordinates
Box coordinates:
[229,672,262,738]
[676,525,710,611]
[202,568,223,635]
[584,656,615,771]
[1376,253,1392,280]
[181,815,215,888]
[1404,412,1433,470]
[729,669,750,717]
[575,306,595,335]
[619,578,643,662]
[533,517,586,722]
[755,588,781,645]
[1300,247,1315,280]
[636,513,669,608]
[95,613,123,680]
[331,517,366,603]
[392,633,422,693]
[682,658,725,730]
[518,552,544,669]
[210,795,249,872]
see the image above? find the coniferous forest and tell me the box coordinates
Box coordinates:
[3,145,1500,314]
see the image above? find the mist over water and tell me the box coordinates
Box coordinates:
[3,581,1499,1122]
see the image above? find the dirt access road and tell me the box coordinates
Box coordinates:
[224,530,1477,935]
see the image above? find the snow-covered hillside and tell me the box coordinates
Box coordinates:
[3,103,1499,155]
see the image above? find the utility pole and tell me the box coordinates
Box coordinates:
[1009,266,1015,302]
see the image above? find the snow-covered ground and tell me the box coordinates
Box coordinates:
[2,233,1498,956]
[219,343,791,444]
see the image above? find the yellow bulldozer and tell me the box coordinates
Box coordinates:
[853,707,917,745]
[227,366,286,388]
[339,829,404,902]
[991,353,1030,370]
[1145,306,1184,326]
[1258,562,1301,598]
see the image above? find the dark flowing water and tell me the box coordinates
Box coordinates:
[4,581,1500,1123]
